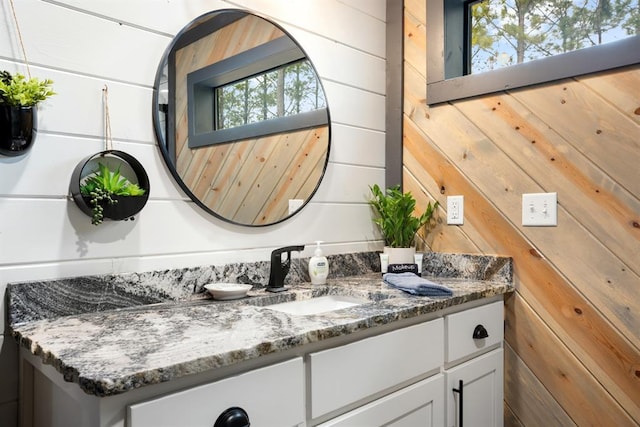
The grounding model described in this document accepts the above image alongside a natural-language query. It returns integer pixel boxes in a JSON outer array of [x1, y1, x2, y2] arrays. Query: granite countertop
[[7, 252, 513, 398]]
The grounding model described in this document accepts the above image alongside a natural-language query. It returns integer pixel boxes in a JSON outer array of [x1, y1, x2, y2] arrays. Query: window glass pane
[[469, 0, 640, 74], [216, 59, 326, 130]]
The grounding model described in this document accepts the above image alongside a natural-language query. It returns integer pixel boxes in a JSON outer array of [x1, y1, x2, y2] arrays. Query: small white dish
[[204, 283, 252, 300]]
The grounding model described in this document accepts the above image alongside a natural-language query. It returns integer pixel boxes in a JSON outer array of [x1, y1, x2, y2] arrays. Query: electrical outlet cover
[[288, 199, 304, 215], [447, 195, 464, 225], [522, 193, 557, 226]]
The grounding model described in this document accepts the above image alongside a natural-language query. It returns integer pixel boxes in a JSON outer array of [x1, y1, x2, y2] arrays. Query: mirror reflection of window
[[186, 32, 328, 149], [217, 59, 327, 130], [467, 0, 639, 75]]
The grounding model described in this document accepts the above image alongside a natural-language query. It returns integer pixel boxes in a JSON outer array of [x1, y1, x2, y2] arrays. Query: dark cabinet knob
[[473, 324, 489, 339], [214, 407, 250, 427]]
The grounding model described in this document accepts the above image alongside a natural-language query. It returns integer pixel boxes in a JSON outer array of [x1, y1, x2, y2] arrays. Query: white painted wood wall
[[0, 1, 386, 423]]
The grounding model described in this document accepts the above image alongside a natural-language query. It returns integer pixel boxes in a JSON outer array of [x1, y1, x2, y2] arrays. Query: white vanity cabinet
[[444, 300, 504, 427], [311, 299, 504, 427], [310, 319, 445, 425], [127, 357, 305, 427], [445, 349, 503, 427]]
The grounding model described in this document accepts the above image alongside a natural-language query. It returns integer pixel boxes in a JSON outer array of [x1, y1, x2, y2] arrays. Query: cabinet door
[[319, 374, 444, 427], [445, 348, 503, 427], [128, 357, 304, 427]]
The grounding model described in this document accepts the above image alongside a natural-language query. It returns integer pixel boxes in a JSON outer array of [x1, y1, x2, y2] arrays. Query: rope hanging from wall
[[8, 0, 31, 77], [102, 85, 113, 151]]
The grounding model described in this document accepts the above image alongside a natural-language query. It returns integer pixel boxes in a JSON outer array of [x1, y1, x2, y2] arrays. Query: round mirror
[[153, 9, 330, 227]]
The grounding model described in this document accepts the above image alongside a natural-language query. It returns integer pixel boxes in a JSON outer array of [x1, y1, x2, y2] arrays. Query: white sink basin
[[265, 295, 368, 316]]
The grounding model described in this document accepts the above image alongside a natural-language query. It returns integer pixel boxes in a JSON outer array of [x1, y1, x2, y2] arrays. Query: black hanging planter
[[0, 105, 36, 156], [89, 194, 148, 221], [70, 150, 150, 225]]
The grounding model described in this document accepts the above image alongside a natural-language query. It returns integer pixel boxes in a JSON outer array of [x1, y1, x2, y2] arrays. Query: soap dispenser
[[308, 241, 329, 285]]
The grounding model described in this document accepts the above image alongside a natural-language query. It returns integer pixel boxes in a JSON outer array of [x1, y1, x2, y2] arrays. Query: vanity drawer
[[127, 357, 304, 427], [445, 300, 503, 364], [309, 318, 444, 419]]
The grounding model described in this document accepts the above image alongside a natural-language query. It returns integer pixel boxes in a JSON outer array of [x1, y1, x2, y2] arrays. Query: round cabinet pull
[[214, 407, 250, 427], [473, 324, 489, 339]]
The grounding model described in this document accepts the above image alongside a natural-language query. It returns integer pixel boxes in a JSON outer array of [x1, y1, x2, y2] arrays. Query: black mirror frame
[[152, 9, 331, 227]]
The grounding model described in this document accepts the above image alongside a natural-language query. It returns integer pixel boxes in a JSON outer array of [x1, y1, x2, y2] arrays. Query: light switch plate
[[522, 192, 557, 226], [447, 195, 464, 225]]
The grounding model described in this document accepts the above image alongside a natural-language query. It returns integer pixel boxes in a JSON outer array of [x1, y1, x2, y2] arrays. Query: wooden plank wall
[[403, 0, 640, 425]]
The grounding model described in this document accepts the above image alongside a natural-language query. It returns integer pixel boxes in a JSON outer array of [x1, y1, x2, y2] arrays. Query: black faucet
[[267, 245, 305, 292]]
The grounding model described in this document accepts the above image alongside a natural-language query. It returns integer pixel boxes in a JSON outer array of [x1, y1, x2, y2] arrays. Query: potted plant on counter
[[79, 161, 148, 226], [0, 71, 55, 156], [368, 184, 439, 264]]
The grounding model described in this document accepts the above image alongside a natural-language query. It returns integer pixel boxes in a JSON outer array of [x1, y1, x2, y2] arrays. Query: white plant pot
[[384, 246, 416, 265]]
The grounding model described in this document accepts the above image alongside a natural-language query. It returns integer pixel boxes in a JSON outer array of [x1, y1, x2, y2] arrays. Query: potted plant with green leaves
[[78, 161, 148, 226], [0, 71, 55, 156], [368, 184, 439, 263]]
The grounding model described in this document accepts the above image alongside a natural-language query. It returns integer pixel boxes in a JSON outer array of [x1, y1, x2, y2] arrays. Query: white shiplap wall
[[0, 0, 386, 423]]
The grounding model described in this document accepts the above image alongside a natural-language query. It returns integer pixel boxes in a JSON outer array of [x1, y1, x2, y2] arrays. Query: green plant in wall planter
[[0, 71, 55, 106], [0, 71, 55, 156], [368, 184, 439, 263], [80, 162, 147, 225]]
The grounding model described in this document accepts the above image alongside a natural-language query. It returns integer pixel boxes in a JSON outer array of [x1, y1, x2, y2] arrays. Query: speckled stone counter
[[7, 252, 513, 397]]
